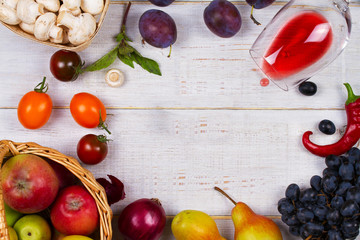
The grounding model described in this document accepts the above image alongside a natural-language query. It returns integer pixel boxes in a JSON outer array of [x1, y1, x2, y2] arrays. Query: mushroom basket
[[0, 0, 110, 52], [0, 140, 113, 240]]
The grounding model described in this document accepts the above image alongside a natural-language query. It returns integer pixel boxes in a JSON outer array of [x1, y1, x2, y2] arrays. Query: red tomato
[[77, 134, 108, 165], [70, 92, 107, 129], [17, 78, 53, 129]]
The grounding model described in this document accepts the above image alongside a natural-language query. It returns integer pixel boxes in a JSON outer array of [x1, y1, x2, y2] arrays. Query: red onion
[[118, 198, 166, 240], [96, 175, 125, 206]]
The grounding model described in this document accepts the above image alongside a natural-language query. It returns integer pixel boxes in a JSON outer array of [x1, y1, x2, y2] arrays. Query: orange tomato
[[70, 92, 107, 129], [17, 78, 53, 129]]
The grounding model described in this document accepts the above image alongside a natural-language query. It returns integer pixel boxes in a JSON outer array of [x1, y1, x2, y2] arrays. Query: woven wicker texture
[[0, 140, 112, 240], [0, 0, 110, 52]]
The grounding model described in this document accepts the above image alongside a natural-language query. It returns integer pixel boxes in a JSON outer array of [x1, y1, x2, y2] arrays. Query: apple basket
[[0, 140, 113, 240], [0, 0, 110, 52]]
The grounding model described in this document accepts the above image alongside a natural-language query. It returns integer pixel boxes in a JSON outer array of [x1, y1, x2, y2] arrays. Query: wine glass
[[249, 0, 351, 91]]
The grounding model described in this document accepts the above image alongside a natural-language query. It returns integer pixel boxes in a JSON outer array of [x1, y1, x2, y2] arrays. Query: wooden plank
[[0, 2, 359, 109]]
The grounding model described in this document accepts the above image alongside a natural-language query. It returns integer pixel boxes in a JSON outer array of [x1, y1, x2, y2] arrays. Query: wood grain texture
[[1, 1, 360, 239]]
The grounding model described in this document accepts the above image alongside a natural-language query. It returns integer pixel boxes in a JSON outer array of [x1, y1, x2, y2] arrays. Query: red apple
[[1, 154, 59, 213], [46, 159, 77, 189], [50, 185, 99, 236]]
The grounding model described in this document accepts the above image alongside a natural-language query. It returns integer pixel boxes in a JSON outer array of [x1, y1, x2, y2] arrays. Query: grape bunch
[[278, 148, 360, 239]]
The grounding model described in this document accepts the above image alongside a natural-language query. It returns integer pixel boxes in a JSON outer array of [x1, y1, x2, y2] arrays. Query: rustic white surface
[[0, 1, 360, 239]]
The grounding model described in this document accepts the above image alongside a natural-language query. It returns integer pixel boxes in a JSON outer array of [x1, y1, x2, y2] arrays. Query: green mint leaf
[[118, 44, 135, 55], [116, 33, 125, 42], [130, 52, 162, 76], [118, 53, 134, 68], [83, 47, 119, 72]]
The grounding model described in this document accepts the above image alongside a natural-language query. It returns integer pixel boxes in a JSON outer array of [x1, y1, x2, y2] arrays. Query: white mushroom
[[0, 3, 20, 25], [105, 69, 124, 87], [19, 22, 35, 34], [36, 0, 59, 12], [59, 4, 81, 16], [62, 0, 80, 11], [34, 12, 63, 43], [17, 0, 44, 24], [1, 0, 18, 10], [80, 0, 104, 15], [57, 11, 96, 46]]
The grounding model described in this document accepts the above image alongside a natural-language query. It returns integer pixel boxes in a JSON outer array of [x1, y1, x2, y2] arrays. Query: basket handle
[[0, 141, 10, 240]]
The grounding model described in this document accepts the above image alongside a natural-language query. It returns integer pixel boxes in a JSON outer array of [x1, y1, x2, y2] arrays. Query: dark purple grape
[[298, 81, 317, 96], [139, 9, 177, 48], [327, 208, 342, 226], [296, 208, 314, 224], [313, 205, 329, 221], [340, 200, 359, 217], [331, 196, 345, 210], [346, 186, 360, 204], [341, 219, 359, 236], [285, 183, 300, 200], [336, 181, 352, 196], [326, 155, 342, 170], [328, 229, 344, 240], [319, 119, 336, 135], [245, 0, 276, 9], [322, 175, 339, 194], [339, 161, 355, 181], [348, 148, 360, 164], [148, 0, 174, 7], [310, 175, 322, 191], [289, 225, 300, 236], [303, 222, 324, 237], [281, 214, 299, 226], [300, 188, 318, 203], [203, 0, 241, 38], [277, 198, 295, 215]]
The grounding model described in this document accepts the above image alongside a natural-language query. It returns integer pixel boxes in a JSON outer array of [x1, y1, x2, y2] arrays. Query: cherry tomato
[[17, 77, 53, 129], [70, 92, 107, 129], [50, 50, 82, 82], [77, 134, 109, 165]]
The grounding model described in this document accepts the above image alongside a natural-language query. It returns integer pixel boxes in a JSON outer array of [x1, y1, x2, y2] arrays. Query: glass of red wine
[[249, 0, 351, 91]]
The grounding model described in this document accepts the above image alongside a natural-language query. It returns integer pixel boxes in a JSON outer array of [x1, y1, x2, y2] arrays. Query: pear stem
[[214, 186, 237, 205]]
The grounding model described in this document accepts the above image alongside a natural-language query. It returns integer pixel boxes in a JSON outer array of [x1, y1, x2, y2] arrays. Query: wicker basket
[[0, 140, 112, 240], [0, 0, 110, 52]]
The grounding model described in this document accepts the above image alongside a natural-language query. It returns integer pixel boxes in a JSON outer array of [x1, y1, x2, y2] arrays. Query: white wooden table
[[0, 1, 359, 239]]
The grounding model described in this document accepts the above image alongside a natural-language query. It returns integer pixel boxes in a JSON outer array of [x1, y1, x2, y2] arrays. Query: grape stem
[[214, 186, 237, 205], [250, 5, 261, 26]]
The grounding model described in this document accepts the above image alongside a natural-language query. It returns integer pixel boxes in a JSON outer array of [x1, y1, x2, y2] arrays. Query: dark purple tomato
[[77, 134, 108, 165], [139, 9, 177, 48], [50, 50, 82, 82], [148, 0, 175, 7], [246, 0, 276, 9], [203, 0, 242, 38]]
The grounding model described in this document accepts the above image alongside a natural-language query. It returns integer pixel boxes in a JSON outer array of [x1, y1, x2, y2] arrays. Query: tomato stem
[[99, 109, 112, 135], [34, 77, 49, 93], [97, 134, 110, 143]]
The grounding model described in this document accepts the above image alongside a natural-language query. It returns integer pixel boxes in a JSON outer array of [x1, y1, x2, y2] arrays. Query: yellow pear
[[215, 187, 283, 240], [62, 236, 93, 240], [172, 210, 226, 240]]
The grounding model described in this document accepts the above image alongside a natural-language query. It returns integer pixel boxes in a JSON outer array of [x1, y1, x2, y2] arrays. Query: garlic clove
[[105, 69, 124, 87]]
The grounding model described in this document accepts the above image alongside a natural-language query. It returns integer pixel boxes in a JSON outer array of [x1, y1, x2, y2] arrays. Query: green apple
[[62, 236, 93, 240], [14, 215, 51, 240], [8, 227, 18, 240], [5, 203, 23, 227]]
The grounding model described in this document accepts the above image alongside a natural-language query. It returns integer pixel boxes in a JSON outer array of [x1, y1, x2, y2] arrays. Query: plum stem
[[250, 5, 261, 26], [120, 2, 132, 34], [167, 45, 172, 58], [214, 186, 237, 205]]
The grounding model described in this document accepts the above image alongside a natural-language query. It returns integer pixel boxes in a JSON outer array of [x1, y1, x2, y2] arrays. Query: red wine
[[262, 11, 333, 80]]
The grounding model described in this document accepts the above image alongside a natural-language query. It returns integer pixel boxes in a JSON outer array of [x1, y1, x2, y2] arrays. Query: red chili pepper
[[302, 83, 360, 157]]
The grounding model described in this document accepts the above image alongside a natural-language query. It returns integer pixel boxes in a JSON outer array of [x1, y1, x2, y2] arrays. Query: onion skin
[[118, 198, 166, 240]]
